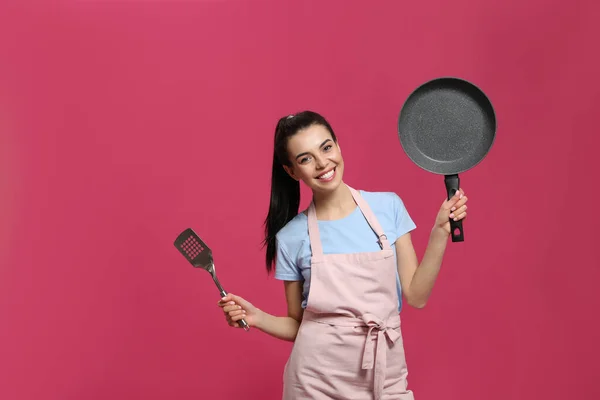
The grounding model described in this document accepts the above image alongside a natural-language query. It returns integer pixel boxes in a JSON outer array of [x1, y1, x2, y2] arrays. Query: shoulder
[[358, 189, 416, 238], [273, 212, 310, 281], [276, 212, 308, 244], [359, 189, 408, 213], [275, 211, 311, 259]]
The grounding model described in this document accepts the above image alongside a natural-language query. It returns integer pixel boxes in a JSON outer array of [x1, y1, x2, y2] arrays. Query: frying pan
[[397, 77, 496, 242]]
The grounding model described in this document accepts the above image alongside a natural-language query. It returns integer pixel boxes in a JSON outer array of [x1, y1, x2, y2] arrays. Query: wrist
[[431, 225, 449, 240], [254, 308, 267, 330]]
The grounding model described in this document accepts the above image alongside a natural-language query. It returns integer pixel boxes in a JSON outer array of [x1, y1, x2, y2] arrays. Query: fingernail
[[221, 296, 227, 300], [451, 207, 456, 211], [455, 191, 460, 197], [229, 301, 235, 305], [453, 217, 458, 221], [460, 193, 463, 198], [450, 213, 455, 218]]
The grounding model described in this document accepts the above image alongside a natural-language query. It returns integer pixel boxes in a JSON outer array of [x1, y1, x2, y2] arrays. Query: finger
[[225, 293, 252, 310], [450, 205, 467, 219], [449, 196, 468, 212], [226, 316, 241, 329], [220, 293, 233, 302], [453, 211, 467, 221], [226, 315, 239, 327], [218, 294, 235, 304], [450, 188, 465, 202], [226, 293, 244, 305], [228, 309, 246, 318], [221, 293, 248, 308], [443, 190, 462, 209], [224, 306, 236, 316], [223, 304, 243, 313], [217, 300, 236, 308], [231, 312, 248, 322]]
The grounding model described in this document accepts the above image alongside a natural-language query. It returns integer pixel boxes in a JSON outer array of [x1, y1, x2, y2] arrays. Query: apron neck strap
[[307, 186, 392, 261]]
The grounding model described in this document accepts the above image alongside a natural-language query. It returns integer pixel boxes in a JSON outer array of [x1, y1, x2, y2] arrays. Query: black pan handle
[[444, 174, 464, 242]]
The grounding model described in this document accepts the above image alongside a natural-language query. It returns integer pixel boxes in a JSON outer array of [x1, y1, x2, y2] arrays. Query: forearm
[[408, 227, 449, 307], [255, 310, 301, 342]]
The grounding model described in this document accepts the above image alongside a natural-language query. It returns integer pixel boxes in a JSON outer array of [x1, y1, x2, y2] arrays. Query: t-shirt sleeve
[[274, 237, 303, 281], [392, 193, 417, 238]]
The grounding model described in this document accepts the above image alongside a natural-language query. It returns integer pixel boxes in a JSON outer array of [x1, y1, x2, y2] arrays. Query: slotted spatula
[[174, 228, 250, 331]]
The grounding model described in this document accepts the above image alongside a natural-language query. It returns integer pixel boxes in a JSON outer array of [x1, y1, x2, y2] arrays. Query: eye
[[299, 156, 312, 164], [323, 145, 332, 151]]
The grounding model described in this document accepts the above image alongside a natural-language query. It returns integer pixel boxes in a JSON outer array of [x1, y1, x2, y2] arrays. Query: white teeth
[[318, 170, 334, 179]]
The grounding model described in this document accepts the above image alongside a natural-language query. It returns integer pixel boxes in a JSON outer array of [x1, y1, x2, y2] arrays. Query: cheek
[[331, 150, 343, 163], [299, 167, 315, 179], [295, 165, 312, 180]]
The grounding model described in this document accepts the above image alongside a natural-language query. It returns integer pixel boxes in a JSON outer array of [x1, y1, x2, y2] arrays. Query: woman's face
[[283, 124, 344, 194]]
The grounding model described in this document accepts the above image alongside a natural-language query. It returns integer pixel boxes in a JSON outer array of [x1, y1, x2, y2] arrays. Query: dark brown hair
[[263, 111, 337, 273]]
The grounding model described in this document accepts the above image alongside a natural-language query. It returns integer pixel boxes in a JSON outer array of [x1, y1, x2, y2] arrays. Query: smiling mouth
[[316, 167, 336, 181]]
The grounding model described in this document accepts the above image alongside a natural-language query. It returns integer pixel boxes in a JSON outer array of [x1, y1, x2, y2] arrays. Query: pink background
[[1, 1, 599, 399]]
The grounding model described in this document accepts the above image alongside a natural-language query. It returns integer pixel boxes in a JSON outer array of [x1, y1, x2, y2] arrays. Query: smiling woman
[[263, 111, 343, 271], [217, 110, 469, 399]]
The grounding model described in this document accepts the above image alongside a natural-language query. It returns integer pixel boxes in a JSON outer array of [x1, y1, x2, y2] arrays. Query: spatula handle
[[214, 276, 250, 332]]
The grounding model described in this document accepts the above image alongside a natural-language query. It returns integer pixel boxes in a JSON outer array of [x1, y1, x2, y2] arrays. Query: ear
[[283, 165, 300, 181]]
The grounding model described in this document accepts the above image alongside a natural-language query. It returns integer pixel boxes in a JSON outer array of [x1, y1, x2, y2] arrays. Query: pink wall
[[1, 1, 599, 399]]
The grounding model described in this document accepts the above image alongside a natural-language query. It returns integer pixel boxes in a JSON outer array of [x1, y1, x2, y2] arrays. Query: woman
[[218, 111, 468, 399]]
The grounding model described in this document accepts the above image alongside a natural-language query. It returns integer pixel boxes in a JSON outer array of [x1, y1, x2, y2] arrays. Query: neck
[[312, 182, 356, 220]]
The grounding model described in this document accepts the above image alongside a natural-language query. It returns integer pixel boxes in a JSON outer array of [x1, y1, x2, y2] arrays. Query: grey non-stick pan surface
[[397, 77, 497, 242]]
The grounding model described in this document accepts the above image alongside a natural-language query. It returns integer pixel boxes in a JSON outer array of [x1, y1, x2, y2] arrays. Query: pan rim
[[397, 75, 498, 175]]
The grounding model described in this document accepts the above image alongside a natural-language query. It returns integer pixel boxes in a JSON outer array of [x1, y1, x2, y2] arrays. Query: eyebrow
[[295, 139, 332, 160]]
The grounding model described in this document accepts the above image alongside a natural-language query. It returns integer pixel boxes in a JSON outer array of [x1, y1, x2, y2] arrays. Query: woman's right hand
[[217, 293, 261, 329]]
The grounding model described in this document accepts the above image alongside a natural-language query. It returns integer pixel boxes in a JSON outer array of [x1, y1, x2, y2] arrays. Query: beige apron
[[282, 187, 414, 400]]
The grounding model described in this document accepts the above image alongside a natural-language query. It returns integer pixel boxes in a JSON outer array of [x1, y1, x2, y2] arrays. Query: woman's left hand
[[435, 188, 468, 235]]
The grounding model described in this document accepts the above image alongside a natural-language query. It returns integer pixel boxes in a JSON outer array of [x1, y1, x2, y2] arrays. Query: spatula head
[[173, 228, 214, 270]]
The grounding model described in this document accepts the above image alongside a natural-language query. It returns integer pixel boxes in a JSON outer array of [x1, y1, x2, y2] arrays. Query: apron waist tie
[[360, 313, 401, 400], [303, 311, 401, 400]]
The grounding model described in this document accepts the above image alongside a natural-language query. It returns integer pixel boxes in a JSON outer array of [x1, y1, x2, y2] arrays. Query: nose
[[314, 154, 327, 169]]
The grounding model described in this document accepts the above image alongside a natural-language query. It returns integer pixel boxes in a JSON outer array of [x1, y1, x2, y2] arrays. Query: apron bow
[[360, 313, 402, 400]]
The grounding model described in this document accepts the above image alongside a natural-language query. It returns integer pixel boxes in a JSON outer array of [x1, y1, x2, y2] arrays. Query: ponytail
[[263, 148, 300, 273], [262, 111, 337, 274]]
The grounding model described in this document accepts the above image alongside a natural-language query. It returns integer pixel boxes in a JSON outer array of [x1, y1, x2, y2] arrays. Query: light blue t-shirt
[[274, 190, 417, 312]]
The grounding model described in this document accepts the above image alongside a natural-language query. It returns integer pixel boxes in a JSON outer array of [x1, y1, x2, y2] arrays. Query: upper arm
[[274, 236, 303, 281], [274, 236, 304, 321], [390, 193, 418, 297], [395, 232, 419, 297], [284, 280, 304, 322]]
